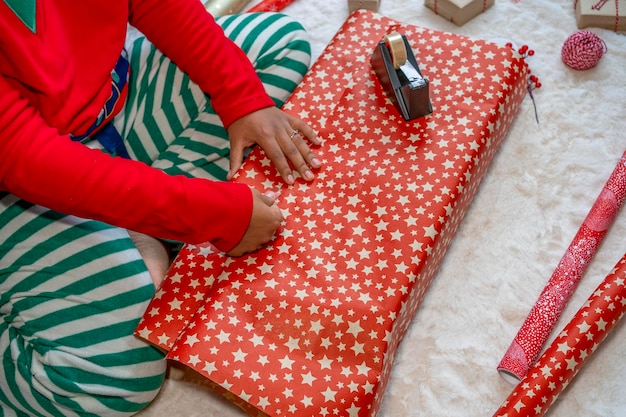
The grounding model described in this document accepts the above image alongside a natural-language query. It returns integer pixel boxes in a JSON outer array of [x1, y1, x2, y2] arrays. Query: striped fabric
[[0, 193, 165, 417], [0, 12, 310, 417], [117, 12, 311, 181]]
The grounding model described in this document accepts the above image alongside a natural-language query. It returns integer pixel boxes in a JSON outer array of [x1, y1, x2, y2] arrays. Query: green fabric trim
[[3, 0, 37, 34]]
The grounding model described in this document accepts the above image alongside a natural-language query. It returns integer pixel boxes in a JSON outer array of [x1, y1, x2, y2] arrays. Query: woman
[[0, 0, 321, 415]]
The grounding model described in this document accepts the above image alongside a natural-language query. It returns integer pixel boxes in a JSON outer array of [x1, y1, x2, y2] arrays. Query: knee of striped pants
[[0, 328, 166, 417], [0, 193, 166, 417]]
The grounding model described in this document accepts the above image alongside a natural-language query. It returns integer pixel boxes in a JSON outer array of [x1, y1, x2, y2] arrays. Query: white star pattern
[[498, 145, 626, 382], [136, 10, 529, 417], [494, 254, 626, 416]]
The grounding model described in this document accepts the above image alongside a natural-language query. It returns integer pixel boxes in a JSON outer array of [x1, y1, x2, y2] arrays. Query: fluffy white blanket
[[139, 1, 626, 416]]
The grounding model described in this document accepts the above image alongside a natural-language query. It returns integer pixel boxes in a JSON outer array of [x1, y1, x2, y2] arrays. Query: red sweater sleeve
[[129, 0, 276, 128], [0, 75, 252, 251]]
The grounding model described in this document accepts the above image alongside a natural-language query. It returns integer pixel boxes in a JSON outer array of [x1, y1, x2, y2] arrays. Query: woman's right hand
[[226, 188, 283, 257]]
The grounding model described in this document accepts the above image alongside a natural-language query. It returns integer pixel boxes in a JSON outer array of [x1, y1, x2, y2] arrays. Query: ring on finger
[[289, 129, 300, 141]]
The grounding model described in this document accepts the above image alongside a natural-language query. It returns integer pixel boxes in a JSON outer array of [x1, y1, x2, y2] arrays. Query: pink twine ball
[[561, 30, 607, 70]]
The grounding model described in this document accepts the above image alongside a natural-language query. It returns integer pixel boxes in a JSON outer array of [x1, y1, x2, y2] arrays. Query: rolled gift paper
[[493, 252, 626, 417], [498, 150, 626, 382], [204, 0, 252, 16], [248, 0, 297, 12]]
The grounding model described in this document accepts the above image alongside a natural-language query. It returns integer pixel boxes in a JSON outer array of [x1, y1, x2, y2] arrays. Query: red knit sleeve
[[128, 0, 276, 129], [0, 75, 252, 251]]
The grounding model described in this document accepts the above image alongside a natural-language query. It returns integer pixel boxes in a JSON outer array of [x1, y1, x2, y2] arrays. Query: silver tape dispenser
[[370, 32, 432, 121]]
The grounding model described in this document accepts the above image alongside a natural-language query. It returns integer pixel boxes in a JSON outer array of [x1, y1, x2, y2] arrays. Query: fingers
[[289, 119, 322, 168], [260, 190, 278, 206], [265, 144, 298, 185], [228, 126, 320, 185], [272, 122, 322, 184], [227, 144, 246, 180], [225, 108, 322, 185], [292, 119, 321, 147], [255, 189, 283, 229], [289, 129, 322, 170], [280, 133, 314, 183], [225, 189, 283, 257]]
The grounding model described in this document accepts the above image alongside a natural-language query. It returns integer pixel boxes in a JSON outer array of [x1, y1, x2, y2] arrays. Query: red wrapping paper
[[136, 10, 529, 417], [248, 0, 296, 12], [498, 151, 626, 382], [494, 251, 626, 417]]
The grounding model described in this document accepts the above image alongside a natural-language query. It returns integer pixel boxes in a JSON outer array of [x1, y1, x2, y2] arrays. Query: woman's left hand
[[226, 107, 322, 185]]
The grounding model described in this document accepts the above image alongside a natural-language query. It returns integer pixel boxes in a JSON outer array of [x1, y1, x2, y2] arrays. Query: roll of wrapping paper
[[247, 0, 297, 12], [498, 150, 626, 382], [493, 252, 626, 417], [204, 0, 252, 16]]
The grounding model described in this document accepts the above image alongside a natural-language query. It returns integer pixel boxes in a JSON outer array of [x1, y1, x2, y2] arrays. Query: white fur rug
[[138, 1, 626, 416]]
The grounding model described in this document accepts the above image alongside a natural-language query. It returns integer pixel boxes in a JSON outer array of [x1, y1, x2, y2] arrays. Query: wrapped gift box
[[348, 0, 380, 13], [425, 0, 495, 26], [136, 9, 529, 417], [575, 0, 626, 31]]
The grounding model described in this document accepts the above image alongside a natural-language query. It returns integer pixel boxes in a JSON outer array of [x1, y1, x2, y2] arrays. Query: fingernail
[[287, 174, 295, 184], [311, 157, 321, 167], [304, 170, 314, 181]]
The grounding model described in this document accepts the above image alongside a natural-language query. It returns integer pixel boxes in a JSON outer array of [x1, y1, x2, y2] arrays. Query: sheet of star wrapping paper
[[493, 251, 626, 417], [135, 10, 529, 417], [498, 150, 626, 382]]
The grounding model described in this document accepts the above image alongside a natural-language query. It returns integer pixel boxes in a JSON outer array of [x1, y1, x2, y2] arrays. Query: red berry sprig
[[506, 42, 541, 123], [518, 44, 535, 58], [529, 74, 541, 89], [527, 71, 541, 123]]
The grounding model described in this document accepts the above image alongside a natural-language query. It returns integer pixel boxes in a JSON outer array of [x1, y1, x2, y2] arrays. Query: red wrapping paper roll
[[248, 0, 296, 12], [493, 252, 626, 417], [498, 151, 626, 382]]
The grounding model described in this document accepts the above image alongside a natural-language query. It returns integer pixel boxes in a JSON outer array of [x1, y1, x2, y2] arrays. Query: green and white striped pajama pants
[[0, 12, 310, 417]]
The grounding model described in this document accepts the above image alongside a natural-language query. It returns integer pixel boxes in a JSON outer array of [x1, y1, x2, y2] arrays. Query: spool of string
[[561, 30, 607, 70]]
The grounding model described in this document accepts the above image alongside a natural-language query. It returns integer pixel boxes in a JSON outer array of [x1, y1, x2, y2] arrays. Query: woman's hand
[[227, 107, 322, 185], [226, 189, 283, 257]]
